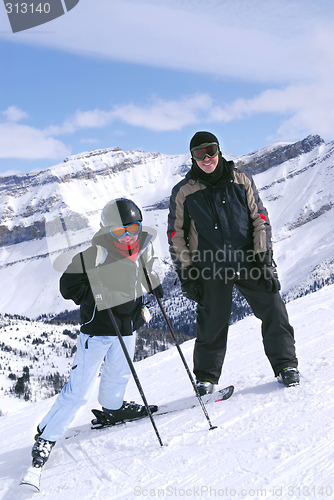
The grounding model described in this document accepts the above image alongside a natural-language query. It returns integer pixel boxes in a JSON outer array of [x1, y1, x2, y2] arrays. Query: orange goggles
[[109, 221, 142, 239]]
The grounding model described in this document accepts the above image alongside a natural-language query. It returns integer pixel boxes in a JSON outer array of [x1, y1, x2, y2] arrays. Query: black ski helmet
[[100, 198, 143, 230]]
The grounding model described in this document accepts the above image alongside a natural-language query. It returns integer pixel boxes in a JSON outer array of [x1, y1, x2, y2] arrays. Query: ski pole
[[142, 264, 217, 431], [106, 307, 164, 447]]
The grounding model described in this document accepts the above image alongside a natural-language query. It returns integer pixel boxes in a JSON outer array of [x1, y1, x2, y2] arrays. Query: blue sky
[[0, 0, 333, 175]]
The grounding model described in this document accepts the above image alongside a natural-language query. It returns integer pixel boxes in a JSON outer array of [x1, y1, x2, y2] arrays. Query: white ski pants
[[38, 332, 136, 442]]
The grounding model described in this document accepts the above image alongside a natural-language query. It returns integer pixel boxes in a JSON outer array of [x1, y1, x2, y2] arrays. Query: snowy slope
[[0, 317, 79, 409], [0, 285, 333, 500]]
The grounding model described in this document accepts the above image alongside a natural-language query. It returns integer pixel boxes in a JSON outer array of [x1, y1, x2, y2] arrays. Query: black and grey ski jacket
[[59, 230, 158, 336], [167, 161, 273, 276]]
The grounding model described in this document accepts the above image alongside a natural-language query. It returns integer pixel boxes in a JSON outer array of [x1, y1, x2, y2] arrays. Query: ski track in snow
[[0, 285, 333, 500]]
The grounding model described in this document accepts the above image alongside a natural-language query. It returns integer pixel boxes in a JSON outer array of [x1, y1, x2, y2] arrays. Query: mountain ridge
[[0, 134, 333, 319], [0, 134, 326, 247]]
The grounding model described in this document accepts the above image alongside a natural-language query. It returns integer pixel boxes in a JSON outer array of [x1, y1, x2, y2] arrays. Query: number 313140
[[5, 3, 51, 14]]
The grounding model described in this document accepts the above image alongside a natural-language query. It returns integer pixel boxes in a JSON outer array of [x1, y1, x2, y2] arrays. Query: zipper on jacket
[[222, 189, 232, 219], [207, 195, 220, 230], [134, 260, 140, 300]]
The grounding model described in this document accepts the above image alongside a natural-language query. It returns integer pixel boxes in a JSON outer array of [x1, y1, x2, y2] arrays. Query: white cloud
[[0, 122, 71, 159], [102, 84, 332, 141], [112, 94, 213, 131], [209, 78, 334, 142], [0, 106, 70, 160], [46, 109, 114, 136], [1, 106, 29, 122], [2, 80, 332, 161], [44, 94, 213, 135], [1, 0, 333, 146], [2, 0, 333, 85], [275, 83, 334, 141]]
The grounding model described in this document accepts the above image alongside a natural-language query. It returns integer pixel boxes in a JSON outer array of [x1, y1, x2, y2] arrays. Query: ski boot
[[196, 381, 215, 396], [92, 401, 158, 427], [277, 367, 300, 387], [101, 401, 157, 424], [31, 437, 56, 468]]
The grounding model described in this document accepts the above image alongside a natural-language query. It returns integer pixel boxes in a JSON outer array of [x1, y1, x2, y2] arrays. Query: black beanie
[[190, 131, 219, 151]]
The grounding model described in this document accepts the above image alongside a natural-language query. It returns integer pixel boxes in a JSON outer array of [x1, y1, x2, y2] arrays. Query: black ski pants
[[194, 275, 298, 384]]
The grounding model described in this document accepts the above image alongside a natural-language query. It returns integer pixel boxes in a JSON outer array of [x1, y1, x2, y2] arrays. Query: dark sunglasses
[[191, 142, 219, 161], [109, 221, 142, 239]]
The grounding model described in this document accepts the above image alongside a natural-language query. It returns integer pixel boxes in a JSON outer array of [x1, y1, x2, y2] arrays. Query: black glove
[[256, 251, 281, 293], [150, 283, 164, 299], [177, 266, 203, 303]]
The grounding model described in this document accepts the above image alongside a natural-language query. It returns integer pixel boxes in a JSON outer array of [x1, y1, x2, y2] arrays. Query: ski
[[20, 465, 43, 492], [156, 384, 234, 416], [91, 385, 234, 429]]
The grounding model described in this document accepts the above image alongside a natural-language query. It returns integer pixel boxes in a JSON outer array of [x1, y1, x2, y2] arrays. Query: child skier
[[31, 198, 163, 468]]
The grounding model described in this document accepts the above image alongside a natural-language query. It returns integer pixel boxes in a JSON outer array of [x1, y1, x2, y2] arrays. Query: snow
[[0, 285, 333, 499]]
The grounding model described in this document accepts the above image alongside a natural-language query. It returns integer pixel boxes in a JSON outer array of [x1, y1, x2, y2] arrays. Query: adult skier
[[31, 198, 163, 468], [167, 131, 299, 395]]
